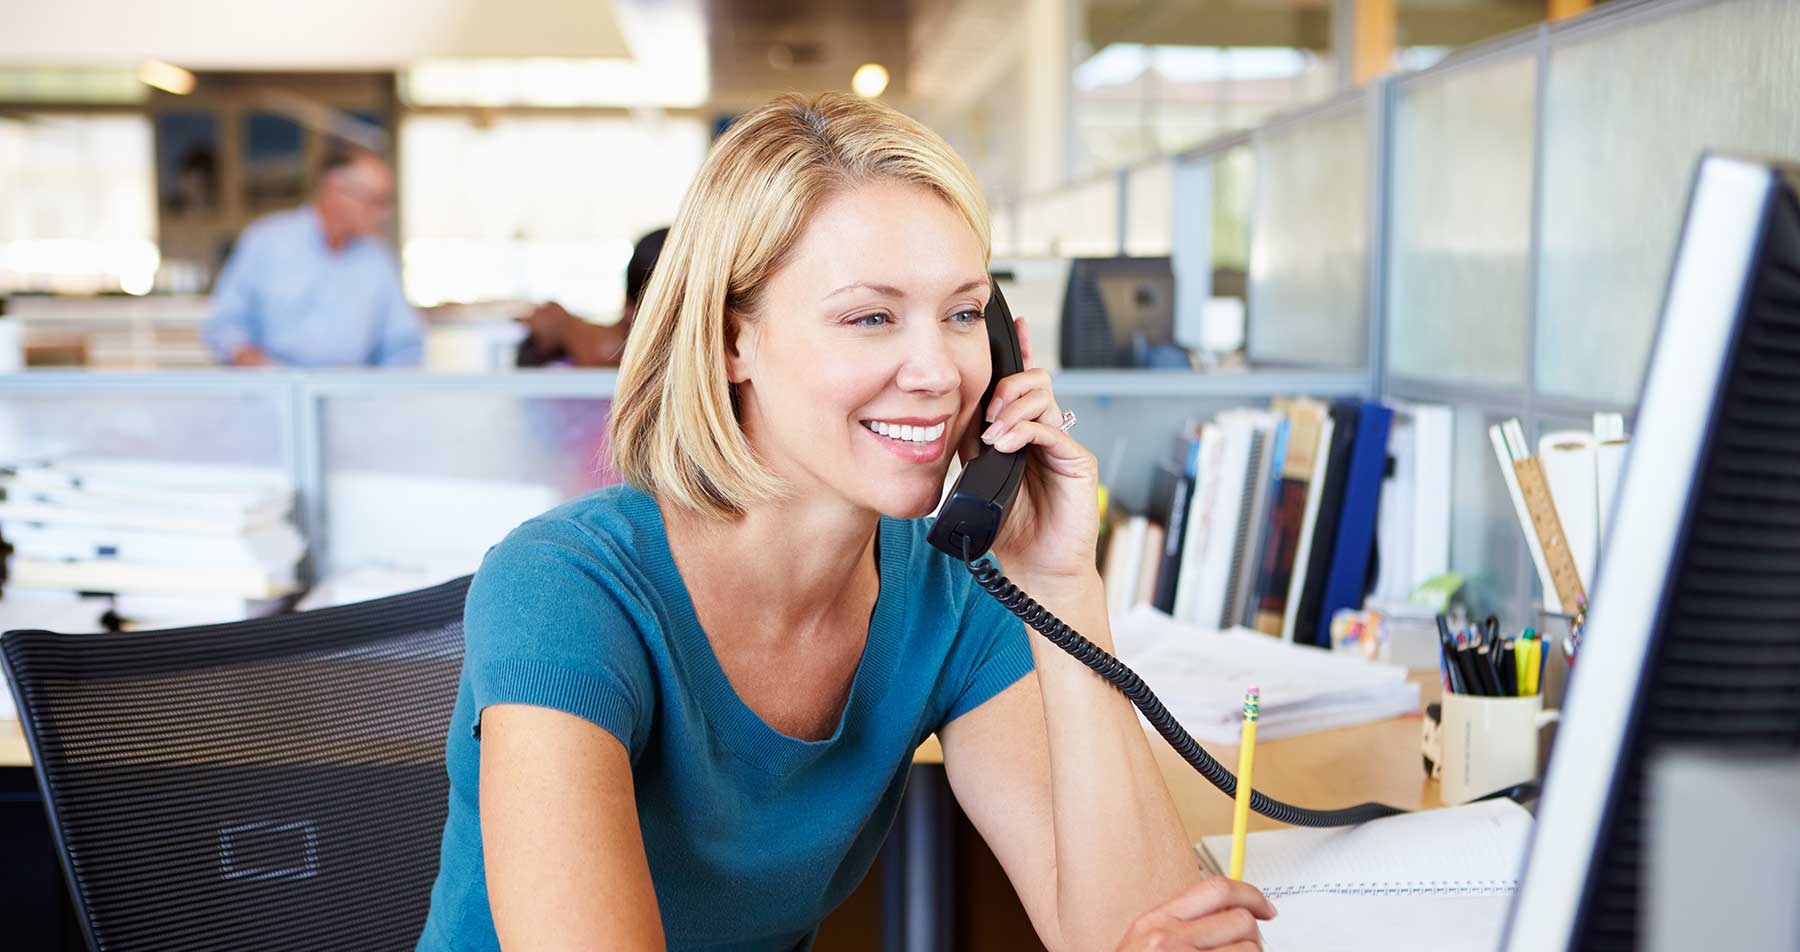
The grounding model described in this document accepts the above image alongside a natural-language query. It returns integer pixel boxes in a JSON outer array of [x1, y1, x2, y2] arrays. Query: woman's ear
[[724, 312, 756, 384]]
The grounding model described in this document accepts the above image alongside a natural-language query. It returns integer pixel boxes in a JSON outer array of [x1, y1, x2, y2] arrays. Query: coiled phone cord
[[964, 548, 1407, 828]]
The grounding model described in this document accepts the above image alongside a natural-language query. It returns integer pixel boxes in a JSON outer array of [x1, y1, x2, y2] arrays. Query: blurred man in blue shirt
[[204, 147, 423, 367]]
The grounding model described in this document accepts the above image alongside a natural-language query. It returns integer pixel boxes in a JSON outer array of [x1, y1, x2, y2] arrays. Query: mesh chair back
[[1, 576, 471, 952]]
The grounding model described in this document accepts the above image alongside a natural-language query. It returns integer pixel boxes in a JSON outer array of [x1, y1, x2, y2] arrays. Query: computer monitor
[[1057, 256, 1180, 368], [1504, 153, 1800, 949]]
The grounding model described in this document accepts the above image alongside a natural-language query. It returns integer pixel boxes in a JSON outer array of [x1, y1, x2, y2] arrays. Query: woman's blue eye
[[951, 309, 982, 325], [850, 311, 892, 327]]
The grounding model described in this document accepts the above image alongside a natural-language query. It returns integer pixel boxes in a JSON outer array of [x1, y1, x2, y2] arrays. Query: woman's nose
[[894, 322, 962, 395]]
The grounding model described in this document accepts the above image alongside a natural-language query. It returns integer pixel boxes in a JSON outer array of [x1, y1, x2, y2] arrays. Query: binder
[[1313, 402, 1394, 648], [1212, 411, 1283, 629], [1185, 414, 1267, 628], [1281, 414, 1337, 642], [1103, 514, 1148, 618], [1291, 402, 1360, 646], [1149, 465, 1192, 613], [1371, 401, 1452, 603], [1134, 523, 1166, 610], [1256, 398, 1329, 636], [1233, 415, 1287, 629]]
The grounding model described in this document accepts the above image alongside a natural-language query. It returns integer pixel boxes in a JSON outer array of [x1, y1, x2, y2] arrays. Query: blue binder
[[1312, 401, 1394, 647]]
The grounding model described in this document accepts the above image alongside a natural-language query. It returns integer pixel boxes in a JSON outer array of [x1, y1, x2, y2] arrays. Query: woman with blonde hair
[[417, 93, 1274, 952]]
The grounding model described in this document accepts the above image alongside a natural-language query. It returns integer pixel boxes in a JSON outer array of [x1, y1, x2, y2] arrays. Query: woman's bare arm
[[481, 704, 664, 951]]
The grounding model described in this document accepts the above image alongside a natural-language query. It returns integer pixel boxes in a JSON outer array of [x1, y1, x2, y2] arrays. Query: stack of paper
[[1195, 799, 1532, 952], [0, 458, 303, 627], [1111, 605, 1420, 743], [0, 592, 115, 719]]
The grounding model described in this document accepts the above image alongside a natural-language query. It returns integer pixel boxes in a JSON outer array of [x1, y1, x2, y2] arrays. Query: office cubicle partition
[[0, 371, 617, 583], [0, 369, 1373, 588], [985, 0, 1800, 621], [1380, 0, 1800, 617]]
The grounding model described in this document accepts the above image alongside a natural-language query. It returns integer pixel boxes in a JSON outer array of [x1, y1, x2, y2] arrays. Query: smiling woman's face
[[727, 178, 991, 519]]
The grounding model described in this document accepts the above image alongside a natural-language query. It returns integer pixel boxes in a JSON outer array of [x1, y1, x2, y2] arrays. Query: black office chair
[[1, 576, 471, 952]]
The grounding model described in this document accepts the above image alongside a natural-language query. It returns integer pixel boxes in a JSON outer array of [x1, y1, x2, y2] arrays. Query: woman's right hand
[[1114, 877, 1278, 951]]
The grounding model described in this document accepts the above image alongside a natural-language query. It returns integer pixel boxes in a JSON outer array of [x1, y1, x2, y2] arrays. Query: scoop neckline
[[617, 485, 909, 776]]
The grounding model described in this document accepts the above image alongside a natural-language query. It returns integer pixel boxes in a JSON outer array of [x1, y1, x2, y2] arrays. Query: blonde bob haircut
[[610, 92, 992, 520]]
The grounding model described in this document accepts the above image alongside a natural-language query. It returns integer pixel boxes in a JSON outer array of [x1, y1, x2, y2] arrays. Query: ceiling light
[[852, 63, 889, 98], [138, 60, 195, 95]]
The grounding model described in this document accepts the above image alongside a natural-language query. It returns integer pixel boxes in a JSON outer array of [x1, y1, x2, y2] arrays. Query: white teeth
[[863, 420, 945, 444]]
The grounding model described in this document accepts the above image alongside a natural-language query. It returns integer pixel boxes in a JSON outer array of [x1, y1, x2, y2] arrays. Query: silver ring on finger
[[1057, 409, 1077, 432]]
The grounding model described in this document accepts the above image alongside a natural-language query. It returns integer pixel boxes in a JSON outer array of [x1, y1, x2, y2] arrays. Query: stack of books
[[1100, 398, 1452, 647], [0, 459, 305, 628]]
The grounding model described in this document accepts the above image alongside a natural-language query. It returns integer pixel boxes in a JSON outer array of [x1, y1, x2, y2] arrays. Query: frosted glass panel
[[1538, 0, 1800, 402], [1451, 405, 1528, 621], [1389, 57, 1535, 386], [1212, 145, 1253, 275], [321, 394, 618, 573], [0, 393, 283, 466], [1249, 105, 1368, 367], [1125, 159, 1174, 256]]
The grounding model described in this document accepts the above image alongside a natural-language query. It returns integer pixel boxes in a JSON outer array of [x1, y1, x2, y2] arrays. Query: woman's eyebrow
[[823, 278, 990, 300]]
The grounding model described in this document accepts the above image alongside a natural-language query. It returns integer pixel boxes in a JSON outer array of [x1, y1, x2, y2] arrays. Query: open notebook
[[1196, 800, 1531, 952]]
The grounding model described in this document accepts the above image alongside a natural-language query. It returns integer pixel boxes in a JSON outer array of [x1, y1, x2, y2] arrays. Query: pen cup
[[1438, 693, 1559, 805]]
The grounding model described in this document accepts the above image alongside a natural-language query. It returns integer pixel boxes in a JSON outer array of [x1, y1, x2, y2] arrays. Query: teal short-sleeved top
[[416, 484, 1034, 951]]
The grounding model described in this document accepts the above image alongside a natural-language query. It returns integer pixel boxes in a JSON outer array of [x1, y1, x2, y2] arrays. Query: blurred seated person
[[204, 146, 423, 368], [517, 227, 668, 368]]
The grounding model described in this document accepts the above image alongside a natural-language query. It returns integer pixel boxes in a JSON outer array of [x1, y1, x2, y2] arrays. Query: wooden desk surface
[[1, 677, 1444, 835], [913, 672, 1441, 840], [1, 718, 29, 769]]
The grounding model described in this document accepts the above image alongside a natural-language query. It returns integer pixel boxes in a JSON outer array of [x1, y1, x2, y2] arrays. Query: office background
[[7, 0, 1792, 624], [3, 0, 1799, 947]]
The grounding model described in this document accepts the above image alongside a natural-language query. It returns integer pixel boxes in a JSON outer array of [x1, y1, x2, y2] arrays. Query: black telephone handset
[[926, 281, 1439, 829], [926, 284, 1026, 562]]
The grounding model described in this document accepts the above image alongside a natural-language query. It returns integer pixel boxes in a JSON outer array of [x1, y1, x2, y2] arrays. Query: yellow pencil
[[1228, 685, 1259, 880], [1526, 638, 1540, 696]]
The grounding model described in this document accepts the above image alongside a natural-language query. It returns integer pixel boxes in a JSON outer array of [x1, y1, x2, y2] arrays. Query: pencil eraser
[[1247, 685, 1260, 697]]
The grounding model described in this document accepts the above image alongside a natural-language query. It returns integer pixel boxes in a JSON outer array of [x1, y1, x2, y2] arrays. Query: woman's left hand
[[958, 318, 1101, 580]]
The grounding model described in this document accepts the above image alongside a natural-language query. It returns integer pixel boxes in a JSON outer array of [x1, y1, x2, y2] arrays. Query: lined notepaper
[[1198, 799, 1531, 898]]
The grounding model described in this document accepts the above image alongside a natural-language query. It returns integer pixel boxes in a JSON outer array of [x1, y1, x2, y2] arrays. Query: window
[[0, 113, 157, 295], [398, 115, 706, 317]]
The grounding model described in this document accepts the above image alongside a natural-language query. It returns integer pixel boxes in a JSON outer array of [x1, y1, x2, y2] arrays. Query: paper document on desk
[[1255, 893, 1512, 952], [1194, 799, 1531, 952], [1111, 606, 1419, 742]]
